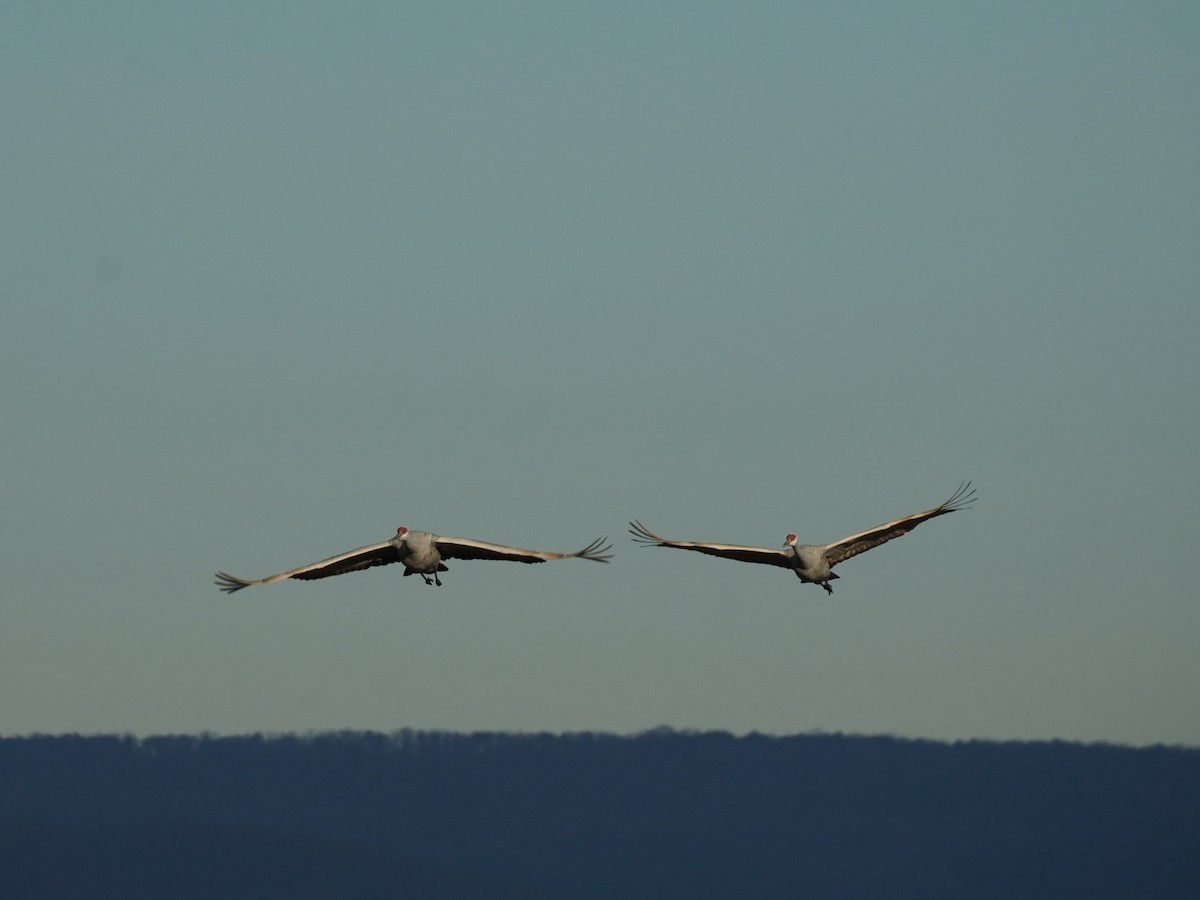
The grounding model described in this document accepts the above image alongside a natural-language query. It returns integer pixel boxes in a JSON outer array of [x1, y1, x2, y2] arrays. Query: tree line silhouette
[[2, 728, 1198, 898]]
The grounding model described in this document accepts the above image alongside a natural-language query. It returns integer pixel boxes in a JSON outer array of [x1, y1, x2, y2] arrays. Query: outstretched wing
[[628, 520, 793, 568], [215, 540, 401, 593], [434, 535, 612, 564], [822, 482, 976, 567]]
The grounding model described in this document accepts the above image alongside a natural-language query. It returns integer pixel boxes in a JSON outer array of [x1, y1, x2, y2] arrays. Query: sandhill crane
[[216, 527, 612, 592], [629, 483, 975, 594]]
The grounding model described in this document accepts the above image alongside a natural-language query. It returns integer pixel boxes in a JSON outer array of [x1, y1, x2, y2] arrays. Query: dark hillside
[[2, 729, 1197, 898]]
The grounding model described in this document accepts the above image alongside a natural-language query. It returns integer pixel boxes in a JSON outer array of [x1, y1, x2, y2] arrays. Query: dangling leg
[[405, 566, 441, 586], [821, 581, 834, 595]]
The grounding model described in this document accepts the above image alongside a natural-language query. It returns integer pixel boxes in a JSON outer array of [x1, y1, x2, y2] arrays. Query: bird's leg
[[821, 581, 834, 595], [434, 572, 442, 587], [420, 573, 434, 585]]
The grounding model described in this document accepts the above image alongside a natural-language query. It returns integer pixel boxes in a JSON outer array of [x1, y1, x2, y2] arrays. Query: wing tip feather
[[578, 536, 614, 563], [214, 571, 252, 594], [628, 520, 665, 546], [942, 481, 978, 513]]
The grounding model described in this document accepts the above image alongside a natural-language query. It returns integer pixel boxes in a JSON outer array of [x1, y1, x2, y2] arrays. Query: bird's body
[[790, 543, 837, 585], [216, 527, 611, 592], [629, 482, 975, 594], [396, 529, 447, 581]]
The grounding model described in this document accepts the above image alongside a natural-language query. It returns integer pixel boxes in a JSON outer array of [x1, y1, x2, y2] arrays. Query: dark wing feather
[[434, 535, 612, 564], [289, 544, 402, 580], [822, 482, 976, 567], [628, 520, 793, 568], [215, 540, 401, 593]]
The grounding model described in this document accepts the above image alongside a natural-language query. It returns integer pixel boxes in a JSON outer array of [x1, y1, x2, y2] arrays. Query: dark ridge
[[2, 729, 1197, 899]]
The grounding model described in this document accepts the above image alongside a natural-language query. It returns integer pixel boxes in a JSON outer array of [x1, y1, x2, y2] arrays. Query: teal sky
[[3, 2, 1197, 745]]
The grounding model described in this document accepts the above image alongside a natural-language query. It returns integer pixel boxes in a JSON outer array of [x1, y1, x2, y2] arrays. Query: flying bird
[[216, 528, 612, 592], [629, 482, 975, 594]]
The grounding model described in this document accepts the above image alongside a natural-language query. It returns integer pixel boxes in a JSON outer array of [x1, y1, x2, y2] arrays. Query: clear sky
[[2, 2, 1197, 746]]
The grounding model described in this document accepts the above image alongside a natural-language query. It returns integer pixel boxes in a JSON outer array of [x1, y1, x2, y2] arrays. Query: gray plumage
[[216, 527, 611, 592], [629, 483, 975, 594]]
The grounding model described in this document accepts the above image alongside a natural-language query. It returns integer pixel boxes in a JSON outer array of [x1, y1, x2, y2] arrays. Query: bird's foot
[[434, 573, 442, 586], [821, 581, 833, 595]]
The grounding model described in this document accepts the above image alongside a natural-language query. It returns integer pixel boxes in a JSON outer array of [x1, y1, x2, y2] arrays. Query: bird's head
[[396, 526, 409, 538], [783, 533, 797, 548]]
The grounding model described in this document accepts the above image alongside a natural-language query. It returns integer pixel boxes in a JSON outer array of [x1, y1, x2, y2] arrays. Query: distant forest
[[2, 729, 1198, 899]]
